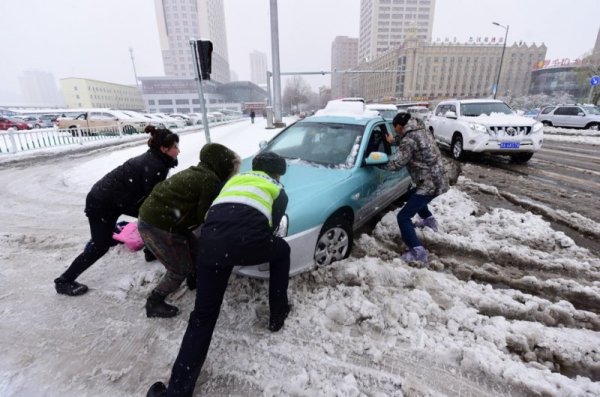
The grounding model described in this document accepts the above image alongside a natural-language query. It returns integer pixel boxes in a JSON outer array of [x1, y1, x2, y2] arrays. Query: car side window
[[554, 107, 568, 116], [366, 124, 392, 156]]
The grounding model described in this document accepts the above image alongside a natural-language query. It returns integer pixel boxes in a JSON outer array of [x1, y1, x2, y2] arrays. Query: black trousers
[[60, 212, 119, 282], [165, 236, 290, 397]]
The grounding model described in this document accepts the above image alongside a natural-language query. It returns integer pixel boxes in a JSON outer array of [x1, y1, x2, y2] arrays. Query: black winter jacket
[[85, 149, 177, 218]]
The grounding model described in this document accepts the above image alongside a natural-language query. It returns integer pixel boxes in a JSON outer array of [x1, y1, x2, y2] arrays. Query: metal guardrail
[[0, 116, 244, 154]]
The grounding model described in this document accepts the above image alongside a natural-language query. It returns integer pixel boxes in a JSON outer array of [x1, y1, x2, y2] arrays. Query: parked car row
[[0, 114, 60, 131]]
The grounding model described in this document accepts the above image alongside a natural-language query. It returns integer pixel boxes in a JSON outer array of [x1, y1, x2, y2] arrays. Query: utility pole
[[190, 40, 211, 143], [269, 0, 285, 127], [492, 22, 509, 99], [129, 47, 140, 89]]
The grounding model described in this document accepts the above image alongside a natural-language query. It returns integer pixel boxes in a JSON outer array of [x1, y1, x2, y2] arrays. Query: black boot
[[144, 247, 157, 262], [146, 381, 167, 397], [146, 292, 179, 318], [54, 276, 88, 296], [269, 304, 291, 332], [186, 273, 196, 291]]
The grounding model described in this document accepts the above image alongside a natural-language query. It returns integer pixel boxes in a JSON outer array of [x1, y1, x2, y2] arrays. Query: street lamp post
[[492, 22, 509, 99]]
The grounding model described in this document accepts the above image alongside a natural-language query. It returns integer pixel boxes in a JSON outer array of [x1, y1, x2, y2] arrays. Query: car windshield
[[264, 121, 364, 167], [584, 106, 600, 115], [461, 102, 513, 116]]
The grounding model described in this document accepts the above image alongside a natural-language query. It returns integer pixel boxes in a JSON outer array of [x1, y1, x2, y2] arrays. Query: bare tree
[[282, 76, 312, 113]]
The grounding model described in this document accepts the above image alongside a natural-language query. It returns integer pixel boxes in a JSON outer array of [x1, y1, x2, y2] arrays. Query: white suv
[[536, 105, 600, 130], [428, 99, 544, 163]]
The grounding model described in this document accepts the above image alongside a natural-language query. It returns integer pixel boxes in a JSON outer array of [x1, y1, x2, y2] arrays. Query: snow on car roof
[[315, 99, 381, 119]]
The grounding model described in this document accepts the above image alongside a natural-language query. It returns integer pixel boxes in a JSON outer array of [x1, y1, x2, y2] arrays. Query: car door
[[552, 106, 575, 128], [356, 121, 410, 226]]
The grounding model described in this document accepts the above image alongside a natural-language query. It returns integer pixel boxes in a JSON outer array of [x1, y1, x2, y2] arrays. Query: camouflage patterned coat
[[386, 118, 449, 196]]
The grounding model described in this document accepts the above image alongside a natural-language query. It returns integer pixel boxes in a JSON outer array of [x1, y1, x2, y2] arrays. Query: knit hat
[[393, 112, 411, 127], [199, 143, 240, 181], [252, 151, 286, 177]]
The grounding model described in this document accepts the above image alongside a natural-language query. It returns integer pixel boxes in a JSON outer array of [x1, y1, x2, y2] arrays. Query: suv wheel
[[510, 152, 533, 164], [585, 122, 599, 131], [451, 135, 465, 161]]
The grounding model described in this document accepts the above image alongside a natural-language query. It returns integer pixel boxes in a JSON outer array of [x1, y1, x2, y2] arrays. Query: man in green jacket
[[138, 143, 240, 318]]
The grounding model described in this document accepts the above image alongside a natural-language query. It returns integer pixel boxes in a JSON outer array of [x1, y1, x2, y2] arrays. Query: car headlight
[[274, 214, 288, 237], [532, 122, 543, 133], [468, 122, 488, 133]]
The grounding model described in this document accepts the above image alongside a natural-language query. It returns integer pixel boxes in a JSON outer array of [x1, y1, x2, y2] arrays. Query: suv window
[[460, 102, 513, 116], [554, 106, 579, 116], [540, 106, 555, 114]]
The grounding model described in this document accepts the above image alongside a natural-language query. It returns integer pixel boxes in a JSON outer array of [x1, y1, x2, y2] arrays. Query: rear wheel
[[314, 214, 353, 267], [510, 152, 534, 163], [542, 121, 552, 127], [585, 123, 600, 131], [451, 134, 465, 161]]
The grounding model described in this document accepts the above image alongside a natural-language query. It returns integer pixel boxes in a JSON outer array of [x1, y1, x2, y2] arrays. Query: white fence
[[0, 116, 243, 155]]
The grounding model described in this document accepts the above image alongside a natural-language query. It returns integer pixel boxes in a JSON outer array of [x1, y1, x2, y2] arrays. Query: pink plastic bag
[[112, 222, 145, 251]]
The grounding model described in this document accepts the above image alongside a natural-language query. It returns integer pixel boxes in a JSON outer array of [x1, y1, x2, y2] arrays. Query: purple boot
[[414, 216, 438, 232], [401, 246, 429, 265]]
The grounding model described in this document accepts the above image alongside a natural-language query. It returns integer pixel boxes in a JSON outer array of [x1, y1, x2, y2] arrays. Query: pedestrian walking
[[54, 126, 180, 296], [138, 143, 241, 318], [250, 110, 256, 123], [385, 112, 449, 265], [146, 151, 291, 397]]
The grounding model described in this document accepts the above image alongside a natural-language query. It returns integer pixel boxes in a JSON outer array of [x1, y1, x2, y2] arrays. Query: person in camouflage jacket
[[385, 112, 449, 265]]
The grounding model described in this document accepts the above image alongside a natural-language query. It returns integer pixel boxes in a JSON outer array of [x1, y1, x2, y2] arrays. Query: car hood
[[461, 114, 538, 126], [240, 158, 352, 206]]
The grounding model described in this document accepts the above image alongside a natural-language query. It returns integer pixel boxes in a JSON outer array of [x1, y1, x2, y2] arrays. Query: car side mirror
[[578, 112, 585, 116], [445, 111, 457, 119], [364, 151, 389, 165], [259, 140, 268, 149]]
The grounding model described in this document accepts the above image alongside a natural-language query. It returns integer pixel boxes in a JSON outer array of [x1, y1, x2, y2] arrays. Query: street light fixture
[[492, 22, 509, 99]]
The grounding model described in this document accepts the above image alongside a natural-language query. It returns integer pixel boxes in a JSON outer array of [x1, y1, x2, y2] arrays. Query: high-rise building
[[358, 0, 436, 65], [331, 36, 358, 98], [19, 70, 63, 107], [250, 50, 268, 86], [154, 0, 230, 83]]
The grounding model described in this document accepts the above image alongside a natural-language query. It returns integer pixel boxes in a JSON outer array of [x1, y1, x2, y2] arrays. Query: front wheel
[[314, 215, 353, 267], [510, 152, 534, 163], [451, 135, 465, 161]]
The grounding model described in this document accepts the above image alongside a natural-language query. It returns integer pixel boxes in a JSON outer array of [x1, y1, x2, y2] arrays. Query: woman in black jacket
[[54, 125, 180, 296]]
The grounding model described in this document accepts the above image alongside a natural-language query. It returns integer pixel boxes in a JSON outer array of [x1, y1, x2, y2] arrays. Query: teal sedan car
[[235, 107, 411, 279]]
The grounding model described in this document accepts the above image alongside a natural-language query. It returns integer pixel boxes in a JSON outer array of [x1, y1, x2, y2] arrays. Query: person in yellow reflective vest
[[147, 151, 290, 397]]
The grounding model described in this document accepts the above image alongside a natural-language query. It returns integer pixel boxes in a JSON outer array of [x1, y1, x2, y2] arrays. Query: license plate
[[500, 142, 520, 149]]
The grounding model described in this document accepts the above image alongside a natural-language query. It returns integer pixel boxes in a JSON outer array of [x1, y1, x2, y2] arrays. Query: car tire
[[69, 127, 78, 137], [585, 122, 600, 131], [34, 124, 41, 129], [510, 152, 533, 163], [123, 125, 136, 134], [314, 214, 353, 267], [451, 134, 465, 161]]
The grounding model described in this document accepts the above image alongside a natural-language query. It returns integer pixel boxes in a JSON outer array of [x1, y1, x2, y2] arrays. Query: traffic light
[[195, 40, 213, 80]]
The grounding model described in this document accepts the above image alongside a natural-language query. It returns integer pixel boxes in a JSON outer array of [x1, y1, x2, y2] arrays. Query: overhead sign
[[591, 76, 600, 87]]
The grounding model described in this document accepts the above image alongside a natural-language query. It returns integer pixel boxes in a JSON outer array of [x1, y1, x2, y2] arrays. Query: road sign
[[591, 75, 600, 86]]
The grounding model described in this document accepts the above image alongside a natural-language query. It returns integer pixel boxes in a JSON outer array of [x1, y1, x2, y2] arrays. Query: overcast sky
[[1, 0, 598, 103]]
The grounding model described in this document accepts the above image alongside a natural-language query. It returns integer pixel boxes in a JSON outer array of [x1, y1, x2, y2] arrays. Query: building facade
[[529, 66, 590, 100], [19, 70, 63, 107], [250, 50, 268, 86], [154, 0, 230, 83], [139, 76, 229, 114], [358, 0, 436, 65], [358, 37, 546, 102], [331, 36, 359, 98], [60, 78, 144, 110]]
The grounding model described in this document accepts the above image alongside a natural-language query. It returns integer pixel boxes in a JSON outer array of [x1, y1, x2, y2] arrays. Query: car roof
[[300, 113, 382, 126], [439, 99, 504, 105], [366, 103, 397, 110]]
